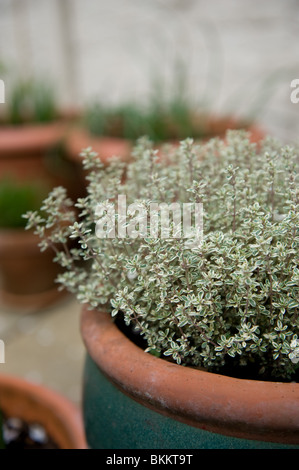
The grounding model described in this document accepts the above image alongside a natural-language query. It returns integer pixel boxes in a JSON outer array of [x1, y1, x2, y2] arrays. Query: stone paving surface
[[0, 0, 299, 409], [0, 296, 85, 406]]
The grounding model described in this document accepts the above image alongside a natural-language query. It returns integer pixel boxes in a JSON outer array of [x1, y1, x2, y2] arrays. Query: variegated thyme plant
[[24, 131, 299, 381]]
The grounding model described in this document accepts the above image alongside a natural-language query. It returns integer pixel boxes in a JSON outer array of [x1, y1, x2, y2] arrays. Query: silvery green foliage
[[24, 131, 299, 380]]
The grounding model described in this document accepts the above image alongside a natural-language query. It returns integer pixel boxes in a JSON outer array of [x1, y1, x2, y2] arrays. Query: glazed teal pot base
[[83, 354, 299, 450]]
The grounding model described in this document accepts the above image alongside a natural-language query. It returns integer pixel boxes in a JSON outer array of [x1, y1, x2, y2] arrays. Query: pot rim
[[66, 118, 265, 167], [0, 228, 42, 253], [66, 127, 133, 164], [81, 306, 299, 446], [0, 121, 68, 155]]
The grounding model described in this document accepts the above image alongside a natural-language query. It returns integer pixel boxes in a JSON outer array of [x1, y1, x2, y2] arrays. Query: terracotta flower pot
[[80, 307, 299, 449], [199, 115, 265, 144], [66, 116, 265, 193], [0, 121, 70, 185], [65, 127, 133, 195], [0, 229, 67, 312], [66, 127, 133, 165], [0, 374, 87, 449]]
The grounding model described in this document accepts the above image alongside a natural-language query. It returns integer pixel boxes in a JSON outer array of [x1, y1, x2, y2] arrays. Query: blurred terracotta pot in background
[[0, 229, 67, 312], [0, 373, 87, 449]]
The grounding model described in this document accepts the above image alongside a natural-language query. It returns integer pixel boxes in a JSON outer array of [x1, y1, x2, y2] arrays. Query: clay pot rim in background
[[0, 121, 69, 156], [0, 373, 87, 449], [65, 126, 133, 165], [0, 227, 44, 253], [80, 306, 299, 446], [66, 116, 265, 166]]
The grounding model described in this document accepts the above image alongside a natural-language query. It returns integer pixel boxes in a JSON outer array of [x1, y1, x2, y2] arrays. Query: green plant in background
[[0, 179, 48, 228], [83, 57, 216, 142], [84, 99, 214, 142], [84, 102, 143, 140], [4, 78, 57, 125], [25, 131, 299, 381]]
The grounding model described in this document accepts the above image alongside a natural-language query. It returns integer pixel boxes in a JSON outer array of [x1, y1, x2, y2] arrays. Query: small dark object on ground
[[2, 416, 59, 449]]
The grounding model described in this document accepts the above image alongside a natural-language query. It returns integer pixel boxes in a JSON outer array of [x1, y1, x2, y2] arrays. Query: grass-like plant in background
[[25, 131, 299, 382], [1, 78, 57, 125], [0, 179, 48, 228], [83, 56, 224, 142], [83, 99, 204, 142]]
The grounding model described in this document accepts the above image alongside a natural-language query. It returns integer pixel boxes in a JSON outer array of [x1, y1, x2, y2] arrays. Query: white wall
[[0, 0, 299, 142]]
